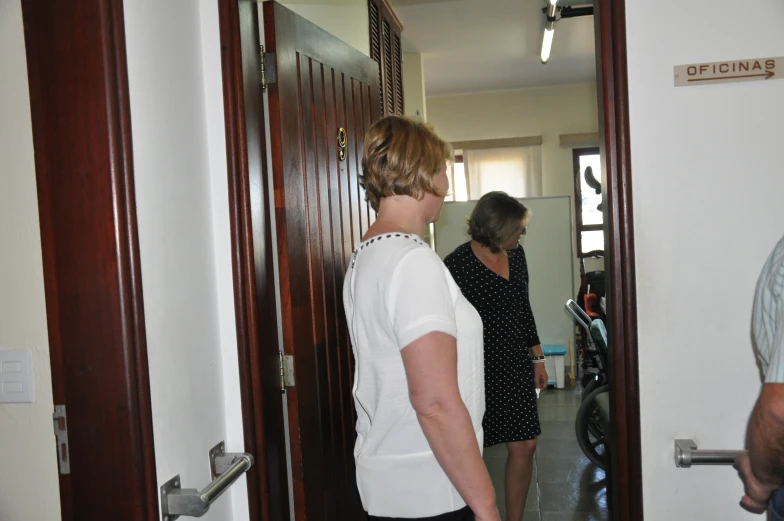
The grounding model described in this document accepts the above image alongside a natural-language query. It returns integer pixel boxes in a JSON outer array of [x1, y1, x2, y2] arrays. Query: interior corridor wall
[[427, 84, 603, 295], [0, 1, 62, 519], [279, 0, 370, 57]]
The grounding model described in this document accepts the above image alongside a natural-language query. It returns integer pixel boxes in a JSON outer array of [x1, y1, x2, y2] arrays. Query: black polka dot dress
[[444, 242, 541, 446]]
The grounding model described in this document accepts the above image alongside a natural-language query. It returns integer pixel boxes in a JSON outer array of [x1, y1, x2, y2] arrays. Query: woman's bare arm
[[401, 331, 500, 521]]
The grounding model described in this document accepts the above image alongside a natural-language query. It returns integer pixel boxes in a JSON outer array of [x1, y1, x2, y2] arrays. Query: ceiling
[[389, 0, 596, 97]]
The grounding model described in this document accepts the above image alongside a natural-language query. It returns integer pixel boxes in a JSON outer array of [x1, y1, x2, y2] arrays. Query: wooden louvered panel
[[369, 0, 384, 116], [393, 34, 404, 114], [368, 0, 403, 118], [382, 19, 394, 116], [369, 0, 380, 62]]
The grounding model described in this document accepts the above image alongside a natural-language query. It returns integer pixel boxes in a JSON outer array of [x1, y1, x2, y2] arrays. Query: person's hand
[[735, 451, 780, 513], [534, 363, 548, 391]]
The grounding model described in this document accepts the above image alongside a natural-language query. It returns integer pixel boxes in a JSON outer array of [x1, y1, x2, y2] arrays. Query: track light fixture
[[541, 0, 558, 64], [540, 2, 594, 64]]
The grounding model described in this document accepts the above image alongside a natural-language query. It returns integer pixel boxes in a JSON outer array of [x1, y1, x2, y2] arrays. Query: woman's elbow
[[409, 391, 463, 419]]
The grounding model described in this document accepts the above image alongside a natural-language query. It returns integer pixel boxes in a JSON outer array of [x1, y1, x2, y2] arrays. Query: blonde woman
[[343, 116, 499, 521]]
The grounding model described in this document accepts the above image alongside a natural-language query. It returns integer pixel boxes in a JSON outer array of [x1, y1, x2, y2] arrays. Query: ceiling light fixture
[[540, 2, 595, 65], [540, 0, 558, 64]]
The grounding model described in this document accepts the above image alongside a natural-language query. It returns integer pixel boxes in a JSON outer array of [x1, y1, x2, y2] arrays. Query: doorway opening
[[218, 1, 641, 520]]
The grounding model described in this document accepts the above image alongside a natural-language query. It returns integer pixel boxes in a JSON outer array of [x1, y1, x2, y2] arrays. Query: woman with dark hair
[[444, 191, 547, 521]]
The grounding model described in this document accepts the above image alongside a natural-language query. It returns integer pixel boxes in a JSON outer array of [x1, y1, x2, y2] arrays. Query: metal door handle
[[674, 439, 743, 468], [160, 441, 255, 520]]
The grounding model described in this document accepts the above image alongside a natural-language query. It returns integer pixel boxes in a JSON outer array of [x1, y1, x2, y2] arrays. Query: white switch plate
[[0, 349, 33, 403]]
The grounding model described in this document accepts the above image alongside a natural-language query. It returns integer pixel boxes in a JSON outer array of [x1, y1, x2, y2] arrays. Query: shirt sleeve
[[387, 247, 457, 350], [753, 237, 784, 383], [761, 283, 784, 383]]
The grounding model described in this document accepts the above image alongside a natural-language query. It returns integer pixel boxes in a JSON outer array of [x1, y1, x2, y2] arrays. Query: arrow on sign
[[688, 70, 775, 82]]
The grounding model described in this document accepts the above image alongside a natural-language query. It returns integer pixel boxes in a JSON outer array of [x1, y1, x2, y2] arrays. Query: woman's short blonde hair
[[360, 115, 453, 211]]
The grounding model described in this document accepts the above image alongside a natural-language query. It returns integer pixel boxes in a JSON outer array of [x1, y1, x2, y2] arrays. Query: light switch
[[0, 349, 33, 403]]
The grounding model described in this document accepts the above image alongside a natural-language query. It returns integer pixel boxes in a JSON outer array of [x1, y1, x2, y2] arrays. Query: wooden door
[[263, 2, 380, 520]]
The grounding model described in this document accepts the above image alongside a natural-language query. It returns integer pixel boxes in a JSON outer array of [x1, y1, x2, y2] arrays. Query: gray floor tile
[[484, 443, 508, 459], [484, 455, 506, 483], [538, 481, 608, 513], [537, 421, 577, 442], [535, 456, 605, 483], [537, 389, 582, 407], [522, 511, 542, 521], [537, 406, 581, 422], [539, 511, 609, 521], [536, 437, 586, 458]]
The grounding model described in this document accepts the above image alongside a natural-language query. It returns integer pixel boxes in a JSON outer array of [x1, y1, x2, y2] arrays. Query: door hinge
[[260, 45, 277, 90], [279, 350, 295, 393], [53, 405, 71, 475]]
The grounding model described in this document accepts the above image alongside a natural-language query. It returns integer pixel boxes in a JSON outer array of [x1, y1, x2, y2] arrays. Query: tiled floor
[[483, 384, 609, 521]]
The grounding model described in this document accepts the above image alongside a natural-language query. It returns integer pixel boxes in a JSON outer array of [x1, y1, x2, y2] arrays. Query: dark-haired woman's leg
[[505, 438, 537, 521]]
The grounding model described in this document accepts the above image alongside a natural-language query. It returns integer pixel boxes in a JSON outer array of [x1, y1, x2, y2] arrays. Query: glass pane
[[579, 154, 603, 226], [581, 230, 604, 255], [452, 162, 468, 202]]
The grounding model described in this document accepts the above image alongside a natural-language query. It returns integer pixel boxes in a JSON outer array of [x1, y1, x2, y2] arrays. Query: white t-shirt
[[343, 233, 485, 518]]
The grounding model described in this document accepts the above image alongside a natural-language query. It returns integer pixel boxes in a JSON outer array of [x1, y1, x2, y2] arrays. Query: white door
[[625, 0, 784, 518]]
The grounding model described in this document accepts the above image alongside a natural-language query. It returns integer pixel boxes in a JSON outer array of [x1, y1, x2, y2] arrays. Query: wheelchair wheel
[[581, 375, 602, 402], [575, 384, 609, 470]]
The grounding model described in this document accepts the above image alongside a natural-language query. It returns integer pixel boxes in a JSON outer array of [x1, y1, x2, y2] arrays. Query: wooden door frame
[[22, 1, 158, 520], [593, 2, 643, 520], [219, 1, 644, 521], [216, 1, 290, 521]]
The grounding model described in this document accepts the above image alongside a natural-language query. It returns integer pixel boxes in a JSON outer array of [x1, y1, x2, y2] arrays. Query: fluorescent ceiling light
[[541, 24, 554, 63], [541, 0, 558, 64]]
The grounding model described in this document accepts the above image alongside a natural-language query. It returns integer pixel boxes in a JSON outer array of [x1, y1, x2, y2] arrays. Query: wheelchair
[[565, 299, 610, 470]]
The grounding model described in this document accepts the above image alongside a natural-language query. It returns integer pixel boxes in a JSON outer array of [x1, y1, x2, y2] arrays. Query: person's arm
[[519, 251, 547, 390], [737, 239, 784, 512], [402, 332, 500, 521], [528, 344, 548, 390], [737, 383, 784, 512]]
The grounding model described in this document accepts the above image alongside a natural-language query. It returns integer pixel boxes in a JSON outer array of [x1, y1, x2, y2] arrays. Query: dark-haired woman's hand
[[534, 364, 548, 391]]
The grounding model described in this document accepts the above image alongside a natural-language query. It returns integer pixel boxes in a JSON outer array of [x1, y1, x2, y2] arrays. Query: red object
[[584, 293, 601, 318]]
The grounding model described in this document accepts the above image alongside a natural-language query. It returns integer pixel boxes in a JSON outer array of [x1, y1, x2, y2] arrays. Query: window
[[448, 154, 469, 202], [463, 146, 542, 199], [573, 148, 604, 257], [448, 143, 543, 202]]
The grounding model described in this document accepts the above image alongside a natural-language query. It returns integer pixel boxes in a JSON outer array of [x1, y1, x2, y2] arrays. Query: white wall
[[625, 1, 784, 519], [279, 0, 369, 57], [0, 2, 62, 520], [123, 1, 247, 520], [403, 52, 427, 121], [427, 84, 599, 198]]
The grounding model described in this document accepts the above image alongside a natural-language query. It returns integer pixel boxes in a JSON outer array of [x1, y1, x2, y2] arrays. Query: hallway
[[484, 385, 608, 521]]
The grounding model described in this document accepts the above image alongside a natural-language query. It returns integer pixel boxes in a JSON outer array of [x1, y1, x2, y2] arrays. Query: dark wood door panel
[[264, 2, 380, 519]]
